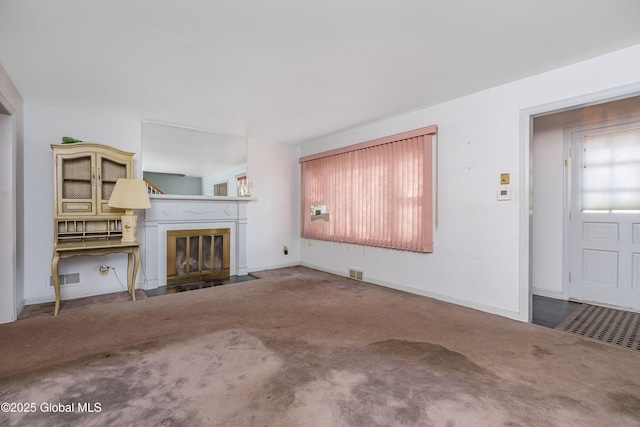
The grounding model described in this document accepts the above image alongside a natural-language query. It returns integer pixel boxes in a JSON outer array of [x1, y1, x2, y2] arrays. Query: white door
[[570, 123, 640, 310]]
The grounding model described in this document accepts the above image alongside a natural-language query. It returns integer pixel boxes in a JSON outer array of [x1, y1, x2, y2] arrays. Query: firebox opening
[[166, 228, 230, 285]]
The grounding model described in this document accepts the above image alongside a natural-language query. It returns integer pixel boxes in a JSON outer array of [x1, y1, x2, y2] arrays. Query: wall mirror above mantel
[[142, 121, 247, 197]]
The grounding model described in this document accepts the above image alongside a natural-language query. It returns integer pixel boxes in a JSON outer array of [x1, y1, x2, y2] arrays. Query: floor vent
[[66, 273, 80, 284], [49, 273, 80, 286], [349, 268, 364, 281], [49, 275, 65, 287]]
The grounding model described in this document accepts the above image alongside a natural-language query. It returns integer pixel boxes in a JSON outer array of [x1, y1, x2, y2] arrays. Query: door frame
[[520, 82, 640, 322], [0, 90, 16, 323]]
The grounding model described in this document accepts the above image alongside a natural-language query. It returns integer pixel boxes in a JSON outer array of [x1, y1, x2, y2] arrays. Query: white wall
[[299, 44, 640, 321], [246, 138, 300, 271], [23, 102, 142, 304], [0, 62, 23, 323], [531, 96, 640, 299]]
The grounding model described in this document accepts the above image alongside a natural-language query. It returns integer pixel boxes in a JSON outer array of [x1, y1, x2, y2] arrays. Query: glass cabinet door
[[98, 154, 130, 215], [58, 153, 96, 216]]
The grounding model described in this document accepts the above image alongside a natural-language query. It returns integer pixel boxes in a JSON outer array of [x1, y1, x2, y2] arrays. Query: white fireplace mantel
[[143, 195, 255, 289]]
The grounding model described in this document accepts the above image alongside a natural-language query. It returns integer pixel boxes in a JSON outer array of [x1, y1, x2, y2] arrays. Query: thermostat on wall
[[497, 188, 511, 201]]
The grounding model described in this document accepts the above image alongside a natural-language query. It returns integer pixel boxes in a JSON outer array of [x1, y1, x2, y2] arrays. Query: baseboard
[[248, 261, 301, 273], [301, 262, 523, 321], [531, 287, 563, 299], [24, 285, 128, 306], [142, 278, 159, 290], [16, 298, 25, 318]]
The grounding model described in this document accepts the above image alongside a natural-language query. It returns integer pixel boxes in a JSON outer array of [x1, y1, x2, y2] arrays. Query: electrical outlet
[[99, 264, 109, 276], [283, 245, 288, 255], [497, 188, 511, 201]]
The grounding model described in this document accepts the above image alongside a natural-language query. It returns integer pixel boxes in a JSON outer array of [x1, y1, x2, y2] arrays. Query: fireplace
[[143, 195, 254, 290], [166, 228, 230, 285]]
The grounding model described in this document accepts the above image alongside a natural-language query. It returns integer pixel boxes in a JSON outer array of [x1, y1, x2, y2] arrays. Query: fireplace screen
[[166, 228, 230, 285]]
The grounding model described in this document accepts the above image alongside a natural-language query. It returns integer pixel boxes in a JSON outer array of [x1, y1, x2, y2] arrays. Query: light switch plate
[[500, 173, 510, 185], [497, 188, 511, 201]]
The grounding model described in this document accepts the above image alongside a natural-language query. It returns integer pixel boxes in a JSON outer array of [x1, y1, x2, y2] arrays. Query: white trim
[[248, 261, 301, 273], [525, 82, 640, 118], [16, 298, 25, 318], [0, 91, 16, 115], [149, 194, 256, 202], [519, 110, 532, 322], [25, 285, 127, 305], [562, 127, 573, 301], [142, 119, 246, 138], [0, 94, 16, 323]]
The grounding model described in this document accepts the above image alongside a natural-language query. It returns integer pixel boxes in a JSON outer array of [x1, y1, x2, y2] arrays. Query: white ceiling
[[1, 0, 640, 144]]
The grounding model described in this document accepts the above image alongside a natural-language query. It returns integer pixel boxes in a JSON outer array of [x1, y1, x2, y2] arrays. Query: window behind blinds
[[300, 125, 436, 252]]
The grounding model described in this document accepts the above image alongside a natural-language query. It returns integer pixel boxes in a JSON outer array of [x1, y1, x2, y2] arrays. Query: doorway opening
[[530, 94, 640, 326]]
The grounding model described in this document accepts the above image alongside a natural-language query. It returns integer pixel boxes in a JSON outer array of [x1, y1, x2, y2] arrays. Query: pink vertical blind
[[300, 125, 436, 253]]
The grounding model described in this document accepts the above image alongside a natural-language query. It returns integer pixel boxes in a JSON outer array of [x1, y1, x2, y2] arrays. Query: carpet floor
[[1, 266, 639, 426]]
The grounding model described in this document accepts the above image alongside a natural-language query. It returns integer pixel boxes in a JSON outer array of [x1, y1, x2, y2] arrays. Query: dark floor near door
[[144, 274, 257, 297], [532, 295, 580, 328]]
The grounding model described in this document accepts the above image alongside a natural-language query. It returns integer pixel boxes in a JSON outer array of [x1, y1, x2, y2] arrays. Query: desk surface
[[55, 240, 140, 252]]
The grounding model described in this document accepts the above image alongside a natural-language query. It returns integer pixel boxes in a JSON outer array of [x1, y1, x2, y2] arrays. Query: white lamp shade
[[108, 179, 151, 209]]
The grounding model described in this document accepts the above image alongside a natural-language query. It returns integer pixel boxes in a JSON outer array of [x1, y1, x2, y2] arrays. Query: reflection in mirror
[[142, 121, 247, 196]]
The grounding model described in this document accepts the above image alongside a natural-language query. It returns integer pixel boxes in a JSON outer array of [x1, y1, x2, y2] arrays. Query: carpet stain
[[608, 392, 640, 418], [367, 339, 490, 376], [531, 345, 553, 359], [254, 337, 608, 427]]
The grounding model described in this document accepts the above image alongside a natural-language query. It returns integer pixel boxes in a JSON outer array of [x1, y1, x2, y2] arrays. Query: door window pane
[[582, 127, 640, 211]]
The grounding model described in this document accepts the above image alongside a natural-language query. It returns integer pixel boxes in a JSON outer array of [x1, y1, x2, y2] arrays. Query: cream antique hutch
[[50, 142, 140, 315]]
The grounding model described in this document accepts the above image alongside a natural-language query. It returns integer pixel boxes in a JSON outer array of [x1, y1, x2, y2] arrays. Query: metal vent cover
[[556, 304, 640, 352], [349, 268, 364, 281]]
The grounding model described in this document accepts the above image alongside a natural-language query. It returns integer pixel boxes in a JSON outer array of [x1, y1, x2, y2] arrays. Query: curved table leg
[[51, 253, 61, 316], [130, 247, 140, 302], [127, 251, 133, 297]]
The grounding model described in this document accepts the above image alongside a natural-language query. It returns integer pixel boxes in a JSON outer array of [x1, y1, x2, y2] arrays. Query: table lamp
[[107, 178, 151, 242]]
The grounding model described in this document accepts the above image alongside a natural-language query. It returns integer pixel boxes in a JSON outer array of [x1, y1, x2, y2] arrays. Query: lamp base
[[120, 214, 137, 242]]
